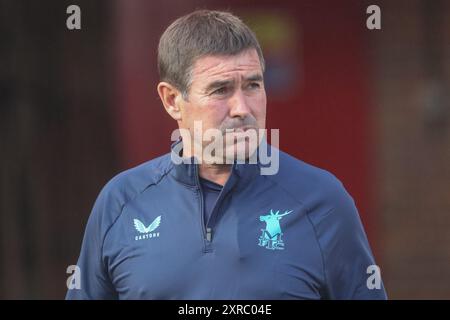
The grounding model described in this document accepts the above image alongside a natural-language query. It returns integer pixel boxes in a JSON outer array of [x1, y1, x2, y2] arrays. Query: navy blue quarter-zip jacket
[[66, 140, 387, 300]]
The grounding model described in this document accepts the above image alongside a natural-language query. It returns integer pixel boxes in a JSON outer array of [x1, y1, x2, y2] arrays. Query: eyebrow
[[205, 79, 234, 93], [204, 73, 264, 93], [244, 73, 264, 82]]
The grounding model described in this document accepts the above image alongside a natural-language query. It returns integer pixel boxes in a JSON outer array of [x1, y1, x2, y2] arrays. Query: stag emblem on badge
[[258, 209, 293, 250]]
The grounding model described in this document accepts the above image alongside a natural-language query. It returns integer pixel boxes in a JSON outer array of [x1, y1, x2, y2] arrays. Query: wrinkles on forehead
[[190, 49, 263, 89]]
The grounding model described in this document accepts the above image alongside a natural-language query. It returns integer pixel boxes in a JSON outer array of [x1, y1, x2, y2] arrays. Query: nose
[[229, 90, 251, 119]]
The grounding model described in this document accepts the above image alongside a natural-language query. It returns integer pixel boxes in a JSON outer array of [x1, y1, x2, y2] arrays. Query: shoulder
[[267, 148, 354, 215], [102, 153, 171, 201], [87, 153, 172, 235]]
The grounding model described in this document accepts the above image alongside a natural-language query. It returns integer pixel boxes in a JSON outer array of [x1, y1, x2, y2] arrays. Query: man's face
[[178, 48, 267, 161]]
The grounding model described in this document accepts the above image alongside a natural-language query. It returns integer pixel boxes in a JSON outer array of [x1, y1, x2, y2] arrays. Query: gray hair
[[157, 10, 265, 99]]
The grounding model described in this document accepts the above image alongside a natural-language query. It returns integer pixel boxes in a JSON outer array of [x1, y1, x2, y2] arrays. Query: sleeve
[[312, 180, 388, 300], [65, 184, 119, 300]]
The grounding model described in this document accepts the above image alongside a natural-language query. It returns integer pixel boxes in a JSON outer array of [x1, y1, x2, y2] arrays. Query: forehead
[[190, 49, 262, 85]]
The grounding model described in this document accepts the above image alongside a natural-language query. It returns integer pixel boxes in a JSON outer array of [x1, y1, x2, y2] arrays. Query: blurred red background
[[1, 0, 449, 299]]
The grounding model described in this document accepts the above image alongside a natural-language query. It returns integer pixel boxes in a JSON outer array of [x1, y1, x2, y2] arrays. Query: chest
[[103, 188, 325, 299]]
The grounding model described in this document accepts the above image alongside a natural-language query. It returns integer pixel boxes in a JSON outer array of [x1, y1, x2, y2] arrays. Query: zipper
[[194, 165, 213, 248], [194, 163, 237, 250], [206, 228, 212, 241]]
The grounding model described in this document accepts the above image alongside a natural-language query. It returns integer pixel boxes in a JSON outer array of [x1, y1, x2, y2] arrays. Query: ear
[[157, 81, 183, 121]]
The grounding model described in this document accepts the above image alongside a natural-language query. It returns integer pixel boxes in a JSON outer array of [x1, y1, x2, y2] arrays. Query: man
[[66, 10, 387, 299]]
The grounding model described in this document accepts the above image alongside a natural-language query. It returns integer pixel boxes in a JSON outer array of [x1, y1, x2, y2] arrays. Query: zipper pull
[[206, 228, 212, 242]]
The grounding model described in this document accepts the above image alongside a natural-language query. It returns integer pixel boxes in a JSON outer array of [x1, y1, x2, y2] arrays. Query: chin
[[223, 141, 258, 163]]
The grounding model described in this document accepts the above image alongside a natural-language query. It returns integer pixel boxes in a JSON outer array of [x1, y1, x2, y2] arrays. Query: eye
[[248, 82, 261, 90], [212, 87, 228, 95]]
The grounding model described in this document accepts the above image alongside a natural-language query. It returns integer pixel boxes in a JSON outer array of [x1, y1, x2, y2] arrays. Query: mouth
[[233, 126, 256, 133]]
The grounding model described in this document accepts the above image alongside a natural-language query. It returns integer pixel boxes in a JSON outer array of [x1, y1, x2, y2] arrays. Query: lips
[[221, 126, 258, 135], [234, 126, 256, 132]]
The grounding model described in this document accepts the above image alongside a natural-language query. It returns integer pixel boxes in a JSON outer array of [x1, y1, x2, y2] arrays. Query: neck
[[180, 140, 232, 186], [198, 163, 232, 186]]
